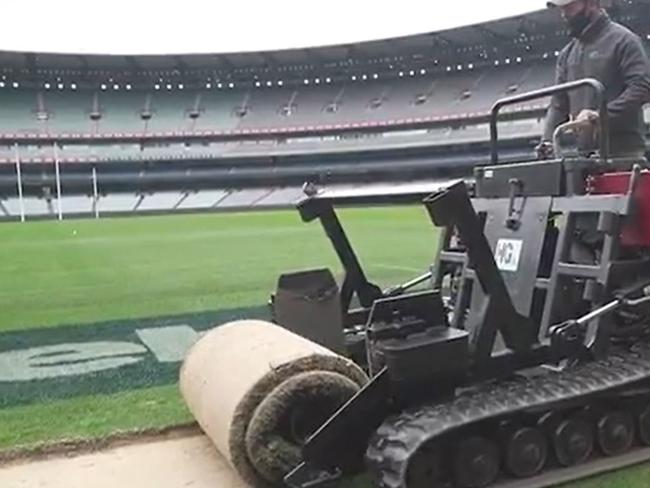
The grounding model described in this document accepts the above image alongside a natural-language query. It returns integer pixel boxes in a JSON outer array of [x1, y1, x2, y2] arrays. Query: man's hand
[[535, 140, 554, 160], [574, 109, 600, 129], [573, 109, 601, 149]]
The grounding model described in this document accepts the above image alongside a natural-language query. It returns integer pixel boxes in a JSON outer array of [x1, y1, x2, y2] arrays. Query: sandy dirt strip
[[0, 433, 249, 488]]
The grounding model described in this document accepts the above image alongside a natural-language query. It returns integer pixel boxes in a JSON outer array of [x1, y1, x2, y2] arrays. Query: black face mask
[[566, 6, 592, 38]]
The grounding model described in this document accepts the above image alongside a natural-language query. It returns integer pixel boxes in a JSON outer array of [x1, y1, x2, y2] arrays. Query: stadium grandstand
[[0, 0, 647, 220]]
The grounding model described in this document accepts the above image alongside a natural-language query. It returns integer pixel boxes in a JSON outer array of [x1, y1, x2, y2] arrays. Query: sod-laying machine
[[181, 79, 650, 488]]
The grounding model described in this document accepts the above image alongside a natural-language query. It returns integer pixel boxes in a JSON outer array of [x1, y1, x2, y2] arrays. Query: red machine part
[[590, 170, 650, 247]]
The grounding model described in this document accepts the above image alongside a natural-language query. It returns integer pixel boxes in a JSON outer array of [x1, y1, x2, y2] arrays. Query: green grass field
[[0, 208, 437, 332], [0, 208, 647, 486]]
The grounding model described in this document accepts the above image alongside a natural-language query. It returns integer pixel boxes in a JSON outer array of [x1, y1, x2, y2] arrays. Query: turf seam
[[0, 422, 200, 466]]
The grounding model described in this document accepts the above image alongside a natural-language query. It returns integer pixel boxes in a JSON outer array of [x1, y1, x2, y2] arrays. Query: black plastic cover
[[379, 327, 469, 385], [475, 159, 565, 198]]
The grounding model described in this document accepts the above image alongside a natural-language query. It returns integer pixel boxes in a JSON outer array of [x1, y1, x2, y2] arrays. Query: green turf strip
[[337, 465, 650, 488], [558, 464, 650, 488], [0, 385, 191, 451]]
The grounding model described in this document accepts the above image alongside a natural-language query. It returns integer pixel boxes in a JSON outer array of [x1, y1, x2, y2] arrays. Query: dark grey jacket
[[543, 11, 650, 156]]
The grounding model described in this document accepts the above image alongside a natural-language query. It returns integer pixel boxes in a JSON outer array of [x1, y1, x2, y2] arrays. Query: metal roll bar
[[489, 78, 610, 164]]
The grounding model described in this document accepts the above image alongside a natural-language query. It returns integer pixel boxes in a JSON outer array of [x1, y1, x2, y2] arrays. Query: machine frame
[[272, 79, 650, 488]]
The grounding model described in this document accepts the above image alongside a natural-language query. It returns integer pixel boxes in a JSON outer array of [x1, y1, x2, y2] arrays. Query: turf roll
[[179, 319, 368, 487]]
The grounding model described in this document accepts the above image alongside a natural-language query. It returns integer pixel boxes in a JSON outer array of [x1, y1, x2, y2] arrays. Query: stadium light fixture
[[420, 69, 426, 75], [58, 83, 64, 90], [516, 57, 522, 63], [44, 82, 51, 90], [409, 70, 415, 76], [178, 84, 184, 90], [505, 58, 511, 64], [101, 84, 107, 91], [217, 83, 223, 89], [304, 79, 310, 85], [468, 63, 474, 70], [494, 60, 500, 66], [457, 65, 462, 71], [351, 75, 357, 81], [166, 84, 172, 90], [398, 71, 404, 77], [543, 53, 549, 59], [255, 81, 262, 87], [154, 84, 161, 90], [113, 84, 120, 90], [126, 84, 132, 91], [0, 82, 5, 88], [362, 74, 368, 80], [554, 50, 560, 57], [228, 82, 235, 89], [278, 80, 284, 86], [446, 66, 452, 72], [71, 83, 77, 91], [325, 77, 331, 84], [13, 81, 20, 88], [206, 83, 212, 89]]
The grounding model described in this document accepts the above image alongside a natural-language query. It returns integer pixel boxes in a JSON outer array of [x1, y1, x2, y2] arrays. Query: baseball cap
[[547, 0, 578, 6], [547, 0, 608, 8]]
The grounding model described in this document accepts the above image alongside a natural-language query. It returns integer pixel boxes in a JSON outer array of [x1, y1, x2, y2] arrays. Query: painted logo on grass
[[0, 306, 268, 408]]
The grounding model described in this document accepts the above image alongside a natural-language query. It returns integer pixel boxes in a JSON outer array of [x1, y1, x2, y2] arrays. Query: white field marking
[[0, 342, 148, 382], [136, 326, 202, 363], [0, 325, 211, 382]]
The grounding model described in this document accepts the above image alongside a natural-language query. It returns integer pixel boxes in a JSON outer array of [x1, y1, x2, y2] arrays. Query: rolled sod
[[179, 320, 368, 486]]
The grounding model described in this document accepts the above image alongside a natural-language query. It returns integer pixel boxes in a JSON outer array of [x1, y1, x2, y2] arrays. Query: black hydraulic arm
[[424, 181, 537, 359], [550, 273, 650, 356], [297, 184, 445, 309], [490, 78, 610, 164], [316, 205, 383, 309]]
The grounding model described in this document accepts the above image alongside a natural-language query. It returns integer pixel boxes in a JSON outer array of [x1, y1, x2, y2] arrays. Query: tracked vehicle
[[270, 79, 650, 488]]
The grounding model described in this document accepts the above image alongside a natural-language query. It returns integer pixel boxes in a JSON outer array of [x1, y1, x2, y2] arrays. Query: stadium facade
[[0, 0, 648, 220]]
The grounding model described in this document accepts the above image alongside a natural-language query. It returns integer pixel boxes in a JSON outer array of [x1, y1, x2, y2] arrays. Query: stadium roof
[[0, 0, 646, 77], [2, 0, 547, 56]]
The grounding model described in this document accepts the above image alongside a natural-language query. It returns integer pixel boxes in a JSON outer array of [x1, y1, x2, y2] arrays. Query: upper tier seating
[[0, 61, 558, 138]]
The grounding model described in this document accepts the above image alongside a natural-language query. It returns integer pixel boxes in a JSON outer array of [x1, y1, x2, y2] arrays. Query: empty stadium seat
[[0, 60, 562, 140]]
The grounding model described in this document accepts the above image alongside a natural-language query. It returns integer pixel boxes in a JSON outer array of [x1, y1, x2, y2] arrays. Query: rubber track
[[365, 342, 650, 488]]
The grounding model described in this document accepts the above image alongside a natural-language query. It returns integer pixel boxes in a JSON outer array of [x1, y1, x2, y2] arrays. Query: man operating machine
[[537, 0, 650, 159]]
